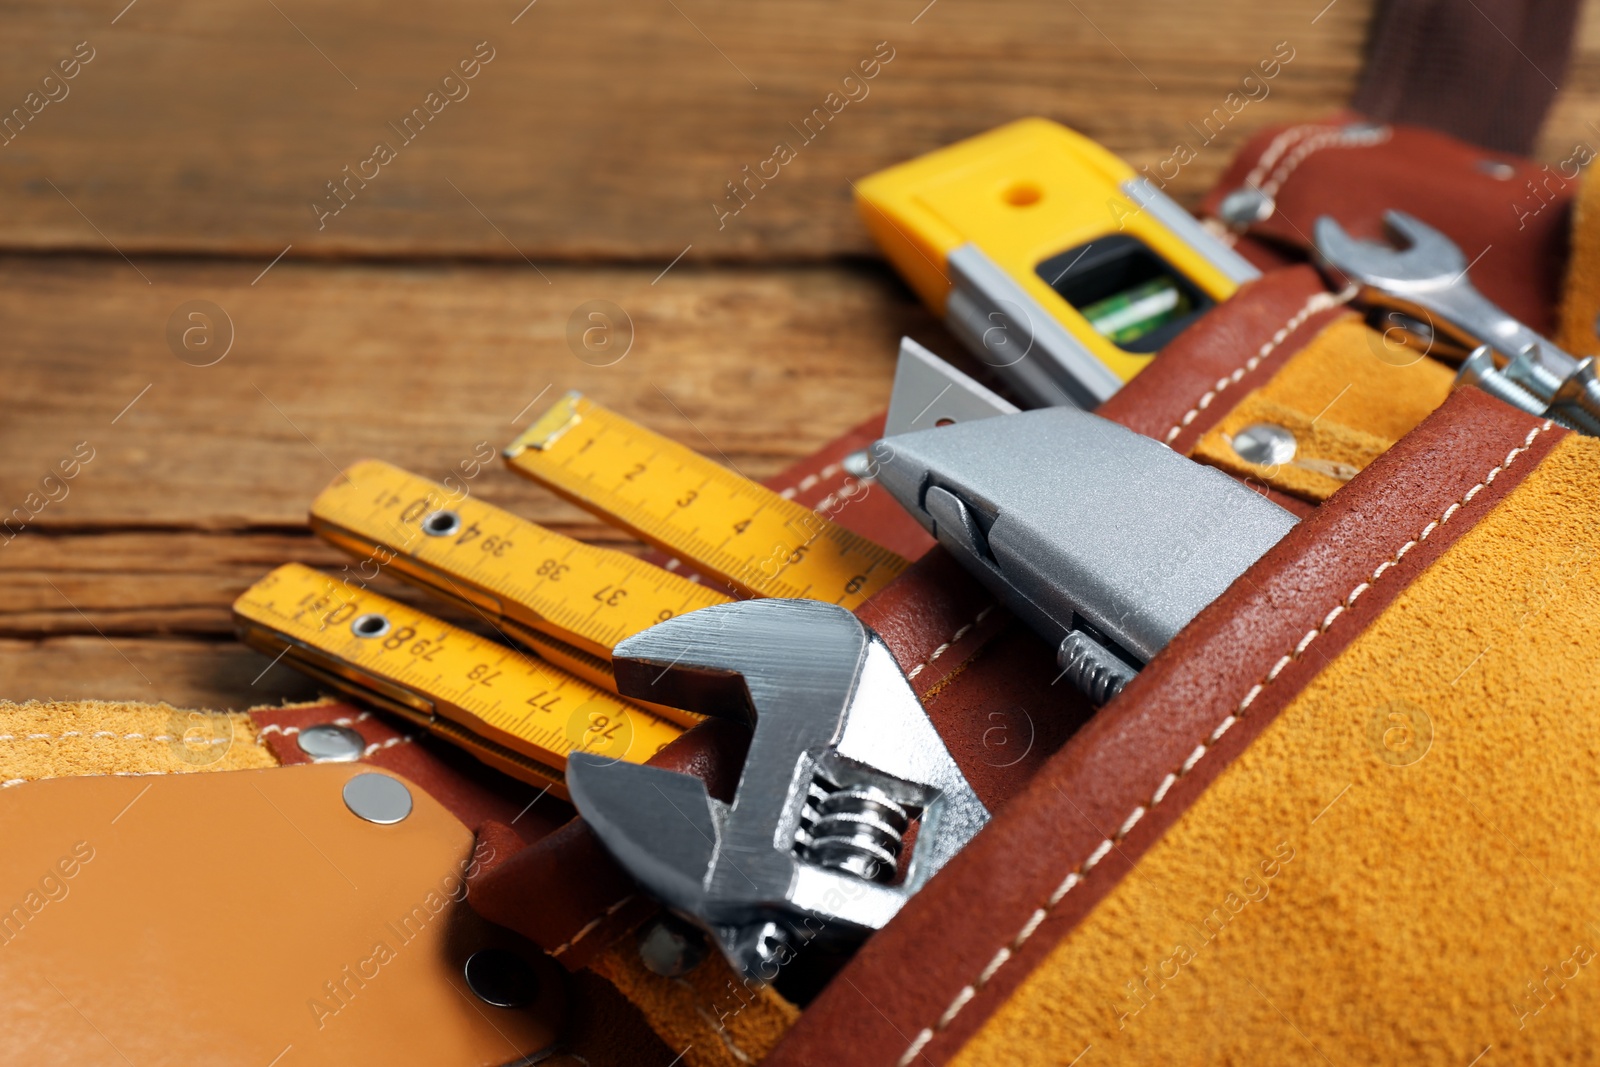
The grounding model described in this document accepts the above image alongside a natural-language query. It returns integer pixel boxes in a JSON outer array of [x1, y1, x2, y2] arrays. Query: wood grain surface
[[0, 0, 1382, 260], [3, 0, 1598, 709], [0, 254, 951, 704]]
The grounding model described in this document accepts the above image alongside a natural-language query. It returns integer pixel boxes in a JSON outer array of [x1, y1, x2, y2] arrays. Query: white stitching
[[0, 731, 225, 744], [362, 734, 416, 758], [682, 993, 759, 1065], [1257, 124, 1391, 201], [1240, 125, 1321, 189], [937, 987, 975, 1027], [893, 420, 1552, 1067], [255, 723, 298, 743], [977, 947, 1011, 986], [905, 606, 996, 681], [548, 894, 635, 958], [1162, 287, 1356, 447], [255, 712, 369, 745], [772, 461, 845, 501]]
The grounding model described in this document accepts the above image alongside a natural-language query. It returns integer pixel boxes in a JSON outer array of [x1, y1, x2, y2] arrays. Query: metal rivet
[[1476, 159, 1516, 181], [464, 948, 541, 1008], [1217, 186, 1274, 226], [297, 724, 366, 763], [841, 449, 873, 479], [638, 916, 709, 978], [351, 612, 390, 639], [342, 772, 413, 825], [422, 509, 462, 537], [1231, 423, 1297, 466]]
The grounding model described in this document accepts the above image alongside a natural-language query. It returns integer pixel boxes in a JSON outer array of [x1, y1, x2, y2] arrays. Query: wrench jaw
[[1314, 211, 1464, 297], [1314, 212, 1485, 359], [566, 754, 724, 919], [569, 599, 990, 982]]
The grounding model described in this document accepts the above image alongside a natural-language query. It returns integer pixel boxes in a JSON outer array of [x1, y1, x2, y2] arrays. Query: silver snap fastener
[[297, 724, 366, 763], [351, 612, 390, 639], [1231, 422, 1297, 466], [1217, 186, 1274, 226], [1475, 159, 1516, 181], [421, 509, 462, 537], [464, 948, 541, 1008], [342, 772, 413, 824]]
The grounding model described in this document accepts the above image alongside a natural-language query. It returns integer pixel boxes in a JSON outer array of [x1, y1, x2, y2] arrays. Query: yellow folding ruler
[[503, 392, 908, 606], [309, 458, 726, 719], [233, 563, 683, 798]]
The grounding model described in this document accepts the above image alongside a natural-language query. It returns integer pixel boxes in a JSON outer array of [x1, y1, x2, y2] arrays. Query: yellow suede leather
[[0, 699, 278, 783], [1193, 317, 1455, 501], [953, 433, 1600, 1066], [590, 930, 800, 1067], [1558, 168, 1600, 358]]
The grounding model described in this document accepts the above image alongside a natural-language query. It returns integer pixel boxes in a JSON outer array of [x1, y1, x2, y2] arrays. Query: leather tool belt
[[5, 113, 1597, 1066]]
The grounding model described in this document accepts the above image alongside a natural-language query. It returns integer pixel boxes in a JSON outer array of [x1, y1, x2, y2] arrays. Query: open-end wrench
[[565, 598, 988, 980], [1315, 210, 1600, 434]]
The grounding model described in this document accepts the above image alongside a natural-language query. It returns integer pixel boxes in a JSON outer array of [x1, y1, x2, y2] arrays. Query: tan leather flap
[[0, 763, 562, 1065]]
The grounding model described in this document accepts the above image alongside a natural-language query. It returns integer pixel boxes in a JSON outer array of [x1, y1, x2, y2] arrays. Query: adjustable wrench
[[565, 598, 988, 980]]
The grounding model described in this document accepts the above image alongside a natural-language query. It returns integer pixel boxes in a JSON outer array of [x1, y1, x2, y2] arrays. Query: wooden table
[[4, 0, 1596, 710]]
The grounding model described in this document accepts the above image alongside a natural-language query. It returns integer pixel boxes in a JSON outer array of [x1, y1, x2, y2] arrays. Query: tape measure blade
[[310, 459, 731, 661], [504, 393, 908, 609], [232, 564, 682, 780]]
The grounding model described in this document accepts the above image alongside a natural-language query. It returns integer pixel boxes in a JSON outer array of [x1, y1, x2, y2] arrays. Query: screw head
[[1341, 121, 1387, 138], [1217, 186, 1274, 226], [638, 915, 709, 977], [297, 723, 366, 763], [1231, 423, 1298, 467]]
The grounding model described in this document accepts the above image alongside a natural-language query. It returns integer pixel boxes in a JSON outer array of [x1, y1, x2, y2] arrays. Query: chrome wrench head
[[566, 598, 988, 980], [1314, 210, 1466, 297]]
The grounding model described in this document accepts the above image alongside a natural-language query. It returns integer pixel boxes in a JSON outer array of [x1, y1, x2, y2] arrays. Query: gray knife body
[[876, 405, 1298, 701]]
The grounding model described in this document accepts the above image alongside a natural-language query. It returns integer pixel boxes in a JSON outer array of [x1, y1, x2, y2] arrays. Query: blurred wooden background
[[2, 0, 1597, 707]]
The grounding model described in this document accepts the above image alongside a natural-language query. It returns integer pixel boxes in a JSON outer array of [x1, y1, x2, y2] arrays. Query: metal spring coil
[[1058, 629, 1136, 705], [800, 782, 909, 884]]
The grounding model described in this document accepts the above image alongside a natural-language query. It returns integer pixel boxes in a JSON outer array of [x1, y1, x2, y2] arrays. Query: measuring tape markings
[[233, 564, 683, 792], [283, 397, 909, 786], [504, 393, 908, 608], [312, 459, 731, 662]]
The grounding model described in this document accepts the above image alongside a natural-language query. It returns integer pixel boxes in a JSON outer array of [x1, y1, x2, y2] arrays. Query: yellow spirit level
[[855, 118, 1260, 408]]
